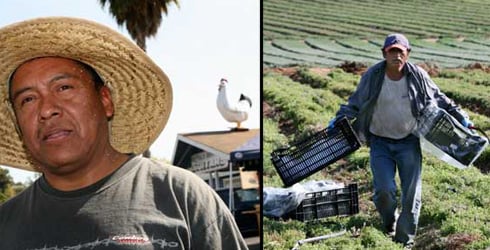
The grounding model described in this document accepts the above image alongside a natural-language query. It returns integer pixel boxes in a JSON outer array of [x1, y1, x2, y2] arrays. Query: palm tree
[[99, 0, 179, 51], [99, 0, 179, 157]]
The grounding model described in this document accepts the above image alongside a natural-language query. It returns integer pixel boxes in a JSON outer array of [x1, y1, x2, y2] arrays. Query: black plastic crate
[[270, 117, 361, 187], [423, 110, 488, 166], [295, 183, 359, 221]]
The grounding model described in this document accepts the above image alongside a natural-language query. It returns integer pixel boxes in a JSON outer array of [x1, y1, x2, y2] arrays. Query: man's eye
[[20, 96, 34, 106], [59, 85, 73, 91]]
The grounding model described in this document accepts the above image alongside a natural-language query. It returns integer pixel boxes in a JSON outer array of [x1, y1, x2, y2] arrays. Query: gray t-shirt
[[0, 155, 248, 250], [369, 75, 417, 139]]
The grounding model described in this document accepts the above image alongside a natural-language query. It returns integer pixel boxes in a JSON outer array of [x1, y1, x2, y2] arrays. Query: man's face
[[383, 47, 409, 71], [10, 57, 114, 172]]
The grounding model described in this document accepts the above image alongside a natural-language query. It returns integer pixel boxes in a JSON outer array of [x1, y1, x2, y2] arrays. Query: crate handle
[[468, 126, 490, 142]]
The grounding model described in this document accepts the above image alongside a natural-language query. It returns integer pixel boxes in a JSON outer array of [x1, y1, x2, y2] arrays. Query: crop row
[[264, 2, 432, 38], [263, 69, 490, 178], [263, 72, 343, 137], [264, 0, 490, 40], [264, 37, 490, 68], [290, 67, 490, 124], [264, 6, 392, 38], [264, 41, 340, 67], [263, 70, 489, 185], [263, 1, 490, 248], [434, 78, 490, 117]]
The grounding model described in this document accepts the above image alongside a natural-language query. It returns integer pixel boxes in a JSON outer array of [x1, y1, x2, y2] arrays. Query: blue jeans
[[370, 134, 422, 245]]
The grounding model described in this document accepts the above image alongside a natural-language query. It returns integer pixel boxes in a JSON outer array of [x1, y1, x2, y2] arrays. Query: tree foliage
[[99, 0, 179, 157], [0, 168, 15, 203], [99, 0, 179, 51]]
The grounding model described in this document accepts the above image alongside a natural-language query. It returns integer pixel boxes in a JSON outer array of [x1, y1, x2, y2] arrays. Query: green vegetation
[[0, 168, 15, 203], [263, 69, 490, 249], [263, 0, 490, 68], [264, 0, 490, 40], [263, 1, 490, 248]]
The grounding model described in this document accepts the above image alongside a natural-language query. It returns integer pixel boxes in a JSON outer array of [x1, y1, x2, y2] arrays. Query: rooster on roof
[[217, 78, 252, 129]]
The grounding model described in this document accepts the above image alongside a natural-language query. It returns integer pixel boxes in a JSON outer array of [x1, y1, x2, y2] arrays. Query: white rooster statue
[[217, 78, 252, 130]]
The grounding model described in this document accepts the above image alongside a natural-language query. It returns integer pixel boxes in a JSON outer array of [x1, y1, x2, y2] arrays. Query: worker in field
[[328, 33, 473, 248]]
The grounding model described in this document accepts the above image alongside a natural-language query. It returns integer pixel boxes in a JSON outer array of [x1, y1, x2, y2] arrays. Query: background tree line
[[0, 169, 28, 203]]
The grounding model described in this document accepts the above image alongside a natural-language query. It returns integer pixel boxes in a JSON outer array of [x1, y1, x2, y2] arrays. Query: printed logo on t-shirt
[[29, 235, 179, 249]]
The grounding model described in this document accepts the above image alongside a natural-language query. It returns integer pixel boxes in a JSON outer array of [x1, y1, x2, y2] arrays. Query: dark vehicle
[[216, 188, 259, 237]]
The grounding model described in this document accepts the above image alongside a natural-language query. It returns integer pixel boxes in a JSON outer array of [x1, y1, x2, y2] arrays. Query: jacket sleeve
[[422, 70, 469, 123]]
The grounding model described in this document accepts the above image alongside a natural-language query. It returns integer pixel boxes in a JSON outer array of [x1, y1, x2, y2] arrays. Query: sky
[[0, 0, 260, 183]]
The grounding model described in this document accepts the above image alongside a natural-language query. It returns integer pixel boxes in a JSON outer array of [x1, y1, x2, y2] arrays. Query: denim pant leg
[[370, 135, 422, 245], [370, 137, 398, 232], [393, 136, 422, 245]]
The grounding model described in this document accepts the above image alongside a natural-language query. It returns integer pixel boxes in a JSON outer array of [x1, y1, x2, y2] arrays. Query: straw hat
[[0, 17, 172, 171]]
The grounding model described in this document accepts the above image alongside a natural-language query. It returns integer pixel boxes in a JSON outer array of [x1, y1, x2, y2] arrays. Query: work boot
[[385, 223, 396, 238], [384, 211, 399, 238], [403, 242, 414, 249]]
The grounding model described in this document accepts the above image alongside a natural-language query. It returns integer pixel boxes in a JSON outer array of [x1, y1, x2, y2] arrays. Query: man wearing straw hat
[[0, 17, 247, 249], [328, 34, 473, 248]]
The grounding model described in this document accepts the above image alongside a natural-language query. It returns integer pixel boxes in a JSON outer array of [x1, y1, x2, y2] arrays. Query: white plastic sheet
[[263, 180, 344, 218]]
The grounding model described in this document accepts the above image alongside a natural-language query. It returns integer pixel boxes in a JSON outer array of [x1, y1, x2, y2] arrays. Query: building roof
[[231, 133, 260, 162], [171, 128, 259, 169]]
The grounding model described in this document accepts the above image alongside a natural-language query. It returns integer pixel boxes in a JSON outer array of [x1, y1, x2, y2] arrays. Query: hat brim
[[384, 44, 409, 52], [0, 17, 172, 171]]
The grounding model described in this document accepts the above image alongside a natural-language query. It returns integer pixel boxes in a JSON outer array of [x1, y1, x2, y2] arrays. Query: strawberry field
[[263, 0, 490, 249], [263, 0, 490, 68]]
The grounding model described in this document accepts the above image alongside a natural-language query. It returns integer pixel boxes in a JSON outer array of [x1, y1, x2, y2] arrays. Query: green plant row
[[265, 38, 376, 68], [264, 54, 303, 68], [272, 39, 378, 65], [263, 72, 343, 140], [323, 0, 490, 28], [437, 38, 490, 54], [263, 69, 490, 249], [265, 1, 433, 39], [298, 67, 490, 127], [350, 0, 489, 24], [264, 42, 320, 67], [264, 37, 490, 68], [368, 37, 489, 61], [263, 117, 289, 179], [263, 13, 379, 40], [264, 4, 421, 40], [363, 38, 490, 63], [278, 67, 490, 169], [263, 5, 393, 38], [263, 0, 490, 40], [263, 17, 348, 39], [434, 77, 490, 116], [264, 45, 335, 67], [466, 38, 490, 47], [262, 24, 310, 41], [263, 67, 490, 163], [305, 38, 380, 63]]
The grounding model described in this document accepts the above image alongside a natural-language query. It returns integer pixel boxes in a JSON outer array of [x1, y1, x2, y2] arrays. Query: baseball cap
[[382, 33, 411, 52]]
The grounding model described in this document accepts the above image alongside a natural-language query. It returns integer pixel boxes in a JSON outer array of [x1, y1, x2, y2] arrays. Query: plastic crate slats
[[271, 117, 361, 186], [295, 183, 359, 221], [422, 110, 488, 166]]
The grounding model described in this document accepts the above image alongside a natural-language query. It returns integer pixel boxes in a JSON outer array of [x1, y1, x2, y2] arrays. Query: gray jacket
[[336, 60, 468, 144]]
